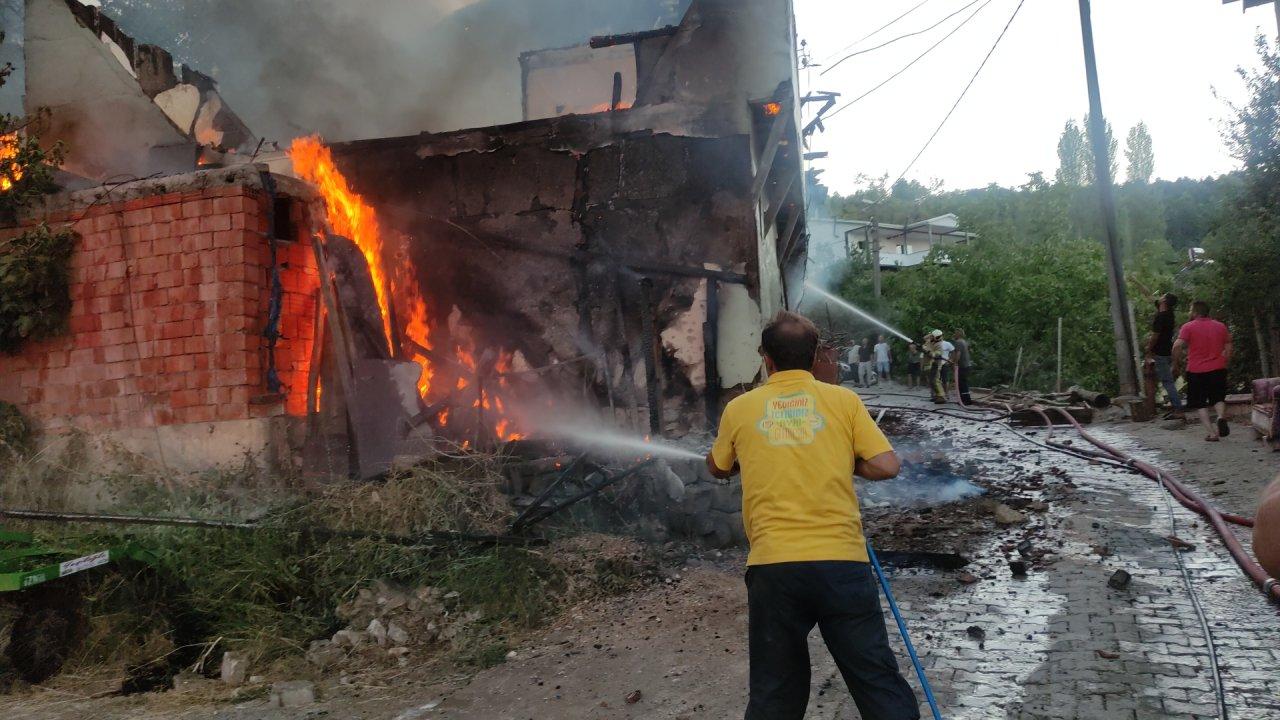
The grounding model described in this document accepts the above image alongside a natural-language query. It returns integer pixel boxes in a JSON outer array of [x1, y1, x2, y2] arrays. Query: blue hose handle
[[867, 541, 945, 720]]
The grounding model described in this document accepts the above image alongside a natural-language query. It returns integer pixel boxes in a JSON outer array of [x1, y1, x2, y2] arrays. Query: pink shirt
[[1178, 317, 1230, 373]]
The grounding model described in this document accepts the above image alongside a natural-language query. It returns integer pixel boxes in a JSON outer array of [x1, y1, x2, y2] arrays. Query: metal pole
[[1077, 0, 1139, 398], [871, 217, 882, 299]]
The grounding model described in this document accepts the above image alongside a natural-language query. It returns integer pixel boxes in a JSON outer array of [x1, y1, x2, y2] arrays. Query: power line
[[823, 0, 994, 123], [819, 0, 934, 65], [822, 0, 984, 76], [889, 0, 1029, 188]]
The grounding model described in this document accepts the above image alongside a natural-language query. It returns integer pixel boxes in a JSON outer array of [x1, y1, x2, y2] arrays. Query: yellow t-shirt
[[710, 369, 893, 566]]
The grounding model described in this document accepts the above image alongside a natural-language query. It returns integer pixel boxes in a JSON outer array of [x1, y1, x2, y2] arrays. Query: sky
[[795, 0, 1278, 194]]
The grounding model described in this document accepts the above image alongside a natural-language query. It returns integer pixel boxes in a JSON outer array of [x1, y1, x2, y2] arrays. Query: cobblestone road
[[820, 399, 1280, 720]]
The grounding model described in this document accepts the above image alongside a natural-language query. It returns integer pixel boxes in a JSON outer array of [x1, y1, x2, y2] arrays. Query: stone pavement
[[809, 396, 1280, 720]]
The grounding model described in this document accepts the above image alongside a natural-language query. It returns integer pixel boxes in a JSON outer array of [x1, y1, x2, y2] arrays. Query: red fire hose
[[945, 367, 1275, 601], [1040, 406, 1278, 603]]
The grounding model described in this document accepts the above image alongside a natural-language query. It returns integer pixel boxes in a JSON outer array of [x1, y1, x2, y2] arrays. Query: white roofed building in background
[[807, 212, 977, 279]]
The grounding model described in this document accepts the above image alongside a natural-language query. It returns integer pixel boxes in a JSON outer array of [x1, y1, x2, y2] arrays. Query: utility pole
[[871, 216, 882, 299], [1077, 0, 1139, 398]]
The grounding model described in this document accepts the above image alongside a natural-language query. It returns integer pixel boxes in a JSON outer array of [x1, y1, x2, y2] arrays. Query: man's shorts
[[1185, 369, 1227, 410]]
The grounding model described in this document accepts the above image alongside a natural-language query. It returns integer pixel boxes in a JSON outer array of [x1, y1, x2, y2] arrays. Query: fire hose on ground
[[866, 376, 1274, 720], [867, 541, 944, 720]]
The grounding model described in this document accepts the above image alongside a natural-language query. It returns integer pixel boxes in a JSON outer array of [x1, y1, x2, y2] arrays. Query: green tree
[[0, 31, 78, 354], [1124, 121, 1155, 184], [1209, 34, 1280, 376], [1081, 113, 1118, 186], [1055, 120, 1087, 186]]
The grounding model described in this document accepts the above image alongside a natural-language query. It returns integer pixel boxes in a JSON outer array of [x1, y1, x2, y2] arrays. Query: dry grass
[[0, 446, 656, 687], [289, 454, 511, 537]]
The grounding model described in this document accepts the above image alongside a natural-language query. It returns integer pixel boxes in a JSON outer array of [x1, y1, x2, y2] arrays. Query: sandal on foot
[[1205, 435, 1219, 442]]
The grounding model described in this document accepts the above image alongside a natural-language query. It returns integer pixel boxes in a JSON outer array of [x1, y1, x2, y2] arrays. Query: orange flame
[[404, 300, 434, 396], [586, 100, 633, 113], [0, 133, 22, 192], [288, 136, 393, 345], [290, 135, 526, 445]]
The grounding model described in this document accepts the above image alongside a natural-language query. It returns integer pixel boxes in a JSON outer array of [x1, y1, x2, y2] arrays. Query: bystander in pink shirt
[[1177, 317, 1230, 373]]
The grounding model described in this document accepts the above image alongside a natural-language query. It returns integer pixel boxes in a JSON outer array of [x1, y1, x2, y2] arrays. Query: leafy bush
[[0, 223, 78, 353], [844, 237, 1120, 392], [0, 400, 32, 456]]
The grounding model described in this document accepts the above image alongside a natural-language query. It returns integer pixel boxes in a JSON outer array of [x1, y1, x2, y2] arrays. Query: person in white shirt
[[873, 335, 892, 383], [939, 337, 955, 389]]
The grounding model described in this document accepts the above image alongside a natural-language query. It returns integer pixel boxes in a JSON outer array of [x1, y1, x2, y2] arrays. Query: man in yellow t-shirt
[[707, 311, 919, 720]]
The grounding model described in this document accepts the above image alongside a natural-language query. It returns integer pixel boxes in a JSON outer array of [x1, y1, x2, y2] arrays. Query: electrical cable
[[822, 0, 983, 75], [824, 0, 993, 121], [1160, 477, 1229, 720], [818, 0, 935, 65], [824, 0, 994, 122], [888, 0, 1029, 189]]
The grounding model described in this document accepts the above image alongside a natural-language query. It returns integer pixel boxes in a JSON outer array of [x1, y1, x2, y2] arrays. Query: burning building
[[0, 0, 810, 479]]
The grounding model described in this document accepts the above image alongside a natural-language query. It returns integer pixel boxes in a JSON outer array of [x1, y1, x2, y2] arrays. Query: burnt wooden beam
[[703, 279, 721, 430], [618, 256, 746, 284], [611, 71, 624, 110], [750, 103, 793, 201], [777, 206, 805, 266], [612, 271, 642, 432], [638, 277, 663, 437], [590, 26, 679, 48], [312, 236, 360, 474], [385, 206, 748, 284], [763, 168, 799, 234]]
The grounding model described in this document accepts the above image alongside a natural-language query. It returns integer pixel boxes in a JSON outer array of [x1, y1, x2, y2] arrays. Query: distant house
[[807, 213, 977, 278]]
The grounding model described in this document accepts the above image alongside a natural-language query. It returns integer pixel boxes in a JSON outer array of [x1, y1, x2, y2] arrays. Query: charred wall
[[330, 119, 761, 434]]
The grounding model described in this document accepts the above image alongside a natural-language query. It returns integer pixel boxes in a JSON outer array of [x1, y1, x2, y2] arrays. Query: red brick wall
[[0, 176, 318, 433]]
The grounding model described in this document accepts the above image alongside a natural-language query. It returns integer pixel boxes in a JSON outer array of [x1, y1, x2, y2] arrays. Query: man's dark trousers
[[745, 561, 920, 719]]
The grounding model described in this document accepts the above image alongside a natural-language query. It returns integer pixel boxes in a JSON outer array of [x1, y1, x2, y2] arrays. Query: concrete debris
[[1164, 535, 1196, 551], [1016, 539, 1034, 558], [306, 639, 347, 669], [956, 572, 979, 585], [1107, 569, 1132, 591], [1027, 500, 1049, 512], [332, 629, 369, 649], [1095, 649, 1120, 660], [368, 618, 389, 647], [991, 503, 1027, 525], [1008, 560, 1028, 578], [270, 680, 317, 708], [387, 621, 411, 646], [626, 690, 643, 704], [220, 651, 248, 686], [323, 580, 483, 669]]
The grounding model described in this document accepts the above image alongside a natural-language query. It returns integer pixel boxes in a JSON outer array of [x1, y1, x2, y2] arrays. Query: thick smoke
[[94, 0, 688, 142]]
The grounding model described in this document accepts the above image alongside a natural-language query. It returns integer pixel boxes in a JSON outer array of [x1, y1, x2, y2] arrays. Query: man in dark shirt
[[857, 337, 875, 387], [952, 329, 973, 405], [1146, 293, 1184, 418]]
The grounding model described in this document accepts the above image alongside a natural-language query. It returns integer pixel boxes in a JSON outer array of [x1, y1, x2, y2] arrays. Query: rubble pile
[[306, 581, 482, 670]]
